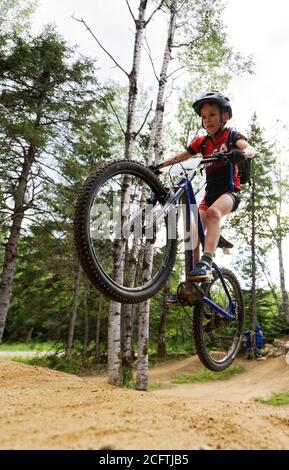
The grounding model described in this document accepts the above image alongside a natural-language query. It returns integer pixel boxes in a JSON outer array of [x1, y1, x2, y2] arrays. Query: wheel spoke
[[193, 268, 244, 371], [74, 161, 177, 303]]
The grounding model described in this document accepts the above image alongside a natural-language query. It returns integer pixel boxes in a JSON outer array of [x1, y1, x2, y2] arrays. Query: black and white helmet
[[192, 91, 232, 118]]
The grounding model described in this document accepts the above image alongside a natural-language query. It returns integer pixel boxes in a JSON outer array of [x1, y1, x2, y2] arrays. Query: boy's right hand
[[148, 164, 162, 175]]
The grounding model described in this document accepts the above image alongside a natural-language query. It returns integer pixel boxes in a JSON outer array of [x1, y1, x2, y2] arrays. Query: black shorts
[[201, 189, 241, 212]]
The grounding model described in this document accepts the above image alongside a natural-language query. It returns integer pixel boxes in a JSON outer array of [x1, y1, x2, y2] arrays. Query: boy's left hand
[[228, 149, 245, 163]]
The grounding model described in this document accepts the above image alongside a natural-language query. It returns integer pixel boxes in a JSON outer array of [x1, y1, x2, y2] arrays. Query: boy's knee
[[206, 206, 221, 221]]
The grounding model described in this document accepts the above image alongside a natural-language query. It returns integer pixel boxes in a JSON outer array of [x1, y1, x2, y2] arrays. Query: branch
[[143, 34, 159, 82], [172, 41, 193, 48], [39, 117, 71, 127], [105, 97, 126, 136], [166, 64, 186, 79], [21, 215, 66, 239], [0, 214, 13, 226], [125, 0, 136, 23], [34, 159, 74, 187], [145, 0, 165, 26], [72, 15, 129, 77], [135, 101, 153, 138], [175, 0, 188, 14]]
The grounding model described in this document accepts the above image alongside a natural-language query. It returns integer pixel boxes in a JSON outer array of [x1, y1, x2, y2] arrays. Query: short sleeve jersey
[[187, 127, 247, 191]]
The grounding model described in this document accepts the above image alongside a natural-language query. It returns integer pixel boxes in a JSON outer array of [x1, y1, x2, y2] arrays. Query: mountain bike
[[74, 155, 244, 371]]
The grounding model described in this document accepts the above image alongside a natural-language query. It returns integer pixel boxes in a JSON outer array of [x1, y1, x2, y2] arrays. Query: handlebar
[[149, 151, 236, 175], [200, 151, 233, 164]]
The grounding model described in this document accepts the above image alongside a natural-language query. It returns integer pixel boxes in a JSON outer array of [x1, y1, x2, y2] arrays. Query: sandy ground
[[1, 355, 289, 450]]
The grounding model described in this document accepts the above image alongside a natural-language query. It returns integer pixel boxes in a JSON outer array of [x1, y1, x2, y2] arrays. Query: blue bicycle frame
[[171, 163, 237, 321]]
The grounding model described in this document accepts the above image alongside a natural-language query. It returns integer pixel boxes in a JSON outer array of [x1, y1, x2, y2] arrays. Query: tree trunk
[[95, 298, 102, 362], [257, 255, 282, 317], [26, 327, 34, 342], [66, 264, 81, 357], [153, 0, 177, 164], [136, 0, 178, 390], [277, 239, 289, 323], [108, 1, 149, 386], [121, 302, 135, 383], [250, 161, 259, 358], [107, 172, 133, 385], [251, 164, 258, 330], [108, 300, 123, 385], [125, 0, 148, 159], [0, 143, 36, 342], [83, 286, 89, 357], [136, 243, 154, 391], [121, 198, 142, 381], [157, 279, 170, 357]]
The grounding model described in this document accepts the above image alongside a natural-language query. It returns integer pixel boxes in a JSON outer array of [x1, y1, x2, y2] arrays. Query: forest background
[[0, 0, 288, 385]]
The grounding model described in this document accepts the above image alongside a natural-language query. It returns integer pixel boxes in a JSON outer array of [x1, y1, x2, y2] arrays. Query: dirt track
[[1, 355, 289, 450]]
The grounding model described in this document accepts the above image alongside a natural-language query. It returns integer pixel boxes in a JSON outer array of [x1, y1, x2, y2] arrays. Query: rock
[[199, 444, 211, 450]]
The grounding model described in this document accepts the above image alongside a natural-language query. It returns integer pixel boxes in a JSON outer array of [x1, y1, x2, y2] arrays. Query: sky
[[31, 0, 289, 135], [31, 0, 289, 288]]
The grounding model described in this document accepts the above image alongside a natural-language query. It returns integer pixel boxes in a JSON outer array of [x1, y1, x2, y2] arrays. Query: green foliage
[[175, 0, 254, 150], [0, 2, 287, 359], [176, 0, 253, 77], [230, 114, 276, 268], [172, 364, 246, 383], [0, 0, 36, 34], [242, 289, 289, 341], [4, 225, 109, 348], [256, 391, 289, 406], [0, 26, 120, 346], [0, 340, 62, 351], [10, 354, 94, 374]]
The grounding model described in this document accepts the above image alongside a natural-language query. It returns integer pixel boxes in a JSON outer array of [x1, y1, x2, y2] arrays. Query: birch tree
[[135, 0, 253, 389], [66, 264, 82, 357], [74, 0, 253, 386], [136, 0, 178, 390], [74, 1, 165, 385]]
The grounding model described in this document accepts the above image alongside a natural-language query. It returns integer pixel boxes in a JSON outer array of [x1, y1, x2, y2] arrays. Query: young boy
[[157, 91, 256, 282]]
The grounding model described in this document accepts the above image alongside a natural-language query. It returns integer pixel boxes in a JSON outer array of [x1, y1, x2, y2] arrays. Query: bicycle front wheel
[[74, 160, 177, 303], [193, 267, 244, 371]]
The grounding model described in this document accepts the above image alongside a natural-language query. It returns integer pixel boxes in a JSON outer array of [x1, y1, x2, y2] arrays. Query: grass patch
[[0, 341, 63, 352], [172, 364, 246, 384], [256, 391, 289, 406], [124, 381, 161, 391], [10, 354, 97, 374], [148, 381, 161, 391]]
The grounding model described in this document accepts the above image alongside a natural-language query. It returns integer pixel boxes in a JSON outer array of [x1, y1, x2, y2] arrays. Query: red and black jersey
[[186, 127, 247, 191]]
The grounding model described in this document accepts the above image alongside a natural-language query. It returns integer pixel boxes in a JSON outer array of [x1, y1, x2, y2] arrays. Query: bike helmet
[[192, 91, 232, 118]]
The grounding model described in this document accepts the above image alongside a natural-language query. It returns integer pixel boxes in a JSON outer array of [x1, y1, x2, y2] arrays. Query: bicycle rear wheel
[[193, 267, 244, 371], [74, 160, 177, 303]]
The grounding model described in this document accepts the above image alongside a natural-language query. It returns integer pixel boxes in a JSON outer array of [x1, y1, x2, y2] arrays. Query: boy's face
[[200, 103, 228, 134]]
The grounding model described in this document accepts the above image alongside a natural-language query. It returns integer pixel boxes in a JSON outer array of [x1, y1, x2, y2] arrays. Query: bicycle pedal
[[188, 274, 214, 283], [165, 301, 184, 308]]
